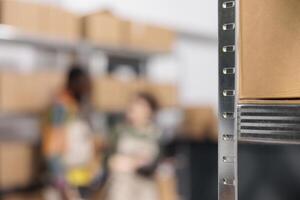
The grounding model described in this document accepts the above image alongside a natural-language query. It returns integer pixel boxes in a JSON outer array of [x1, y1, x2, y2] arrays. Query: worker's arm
[[43, 103, 68, 182]]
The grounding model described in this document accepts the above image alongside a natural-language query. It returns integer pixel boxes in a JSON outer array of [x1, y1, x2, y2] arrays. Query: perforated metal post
[[218, 0, 237, 200]]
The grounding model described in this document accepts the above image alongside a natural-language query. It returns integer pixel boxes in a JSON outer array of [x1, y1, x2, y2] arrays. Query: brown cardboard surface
[[83, 11, 123, 46], [0, 143, 33, 190], [124, 21, 175, 52], [93, 77, 147, 112], [0, 1, 80, 41], [93, 77, 178, 112], [239, 0, 300, 99], [146, 83, 178, 108], [181, 107, 218, 141], [37, 5, 80, 41], [0, 0, 41, 34], [0, 71, 64, 113]]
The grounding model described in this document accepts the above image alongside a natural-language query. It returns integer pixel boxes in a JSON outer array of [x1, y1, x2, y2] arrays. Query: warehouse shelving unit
[[0, 25, 78, 51], [0, 22, 169, 121], [0, 24, 170, 196], [219, 1, 300, 200], [0, 24, 163, 73], [0, 22, 175, 131]]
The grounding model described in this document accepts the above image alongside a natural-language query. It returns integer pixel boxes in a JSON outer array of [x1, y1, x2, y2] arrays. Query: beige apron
[[107, 126, 160, 200]]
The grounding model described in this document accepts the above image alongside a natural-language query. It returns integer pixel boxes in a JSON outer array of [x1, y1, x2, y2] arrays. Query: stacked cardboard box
[[82, 11, 175, 52], [93, 77, 178, 112], [82, 11, 124, 46], [0, 71, 64, 113], [181, 107, 218, 141], [0, 0, 42, 34], [0, 73, 177, 113], [93, 77, 146, 112], [40, 5, 81, 41], [0, 2, 175, 50], [146, 83, 178, 108], [0, 142, 34, 190], [123, 21, 175, 52], [0, 0, 80, 41], [239, 0, 300, 100]]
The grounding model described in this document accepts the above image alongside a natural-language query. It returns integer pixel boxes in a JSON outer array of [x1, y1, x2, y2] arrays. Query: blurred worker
[[107, 92, 161, 200], [43, 66, 100, 200]]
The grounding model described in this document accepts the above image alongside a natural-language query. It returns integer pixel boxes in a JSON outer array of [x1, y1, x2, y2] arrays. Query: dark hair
[[66, 65, 88, 90], [136, 92, 159, 113]]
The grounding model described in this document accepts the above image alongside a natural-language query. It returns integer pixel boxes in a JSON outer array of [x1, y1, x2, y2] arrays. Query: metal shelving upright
[[218, 0, 237, 199]]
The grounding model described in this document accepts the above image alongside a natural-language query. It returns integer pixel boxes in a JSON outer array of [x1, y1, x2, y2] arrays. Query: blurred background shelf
[[0, 25, 168, 60], [0, 25, 78, 51]]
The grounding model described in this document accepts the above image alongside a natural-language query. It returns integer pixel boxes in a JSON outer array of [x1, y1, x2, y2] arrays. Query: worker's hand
[[136, 164, 156, 178], [94, 134, 108, 152], [109, 155, 137, 173]]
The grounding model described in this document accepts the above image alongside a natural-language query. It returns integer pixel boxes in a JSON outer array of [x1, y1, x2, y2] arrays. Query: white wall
[[176, 39, 218, 108]]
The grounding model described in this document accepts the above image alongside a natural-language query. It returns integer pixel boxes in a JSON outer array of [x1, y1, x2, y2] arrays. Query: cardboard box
[[123, 21, 175, 52], [0, 0, 41, 34], [181, 107, 218, 141], [82, 11, 123, 46], [0, 142, 33, 190], [93, 77, 146, 112], [0, 71, 64, 113], [93, 77, 178, 112], [41, 5, 80, 41], [0, 0, 80, 41], [239, 0, 300, 99], [146, 83, 178, 108]]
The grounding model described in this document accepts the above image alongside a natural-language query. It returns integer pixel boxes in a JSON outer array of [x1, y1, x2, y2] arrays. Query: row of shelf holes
[[221, 0, 236, 189], [222, 0, 236, 121]]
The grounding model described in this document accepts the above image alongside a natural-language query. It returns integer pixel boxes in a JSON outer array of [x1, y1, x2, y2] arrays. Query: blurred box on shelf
[[123, 21, 175, 52], [93, 77, 177, 112], [0, 71, 64, 113], [0, 0, 80, 41], [181, 107, 218, 141], [146, 83, 178, 108], [239, 0, 300, 99], [0, 142, 33, 190], [93, 77, 146, 112], [40, 5, 81, 41], [0, 0, 42, 34], [82, 11, 123, 46]]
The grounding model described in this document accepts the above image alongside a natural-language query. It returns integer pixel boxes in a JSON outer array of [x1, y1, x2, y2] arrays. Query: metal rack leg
[[218, 0, 237, 200]]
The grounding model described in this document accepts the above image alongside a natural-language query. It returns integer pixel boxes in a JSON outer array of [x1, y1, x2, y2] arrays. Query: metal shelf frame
[[218, 0, 237, 200]]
